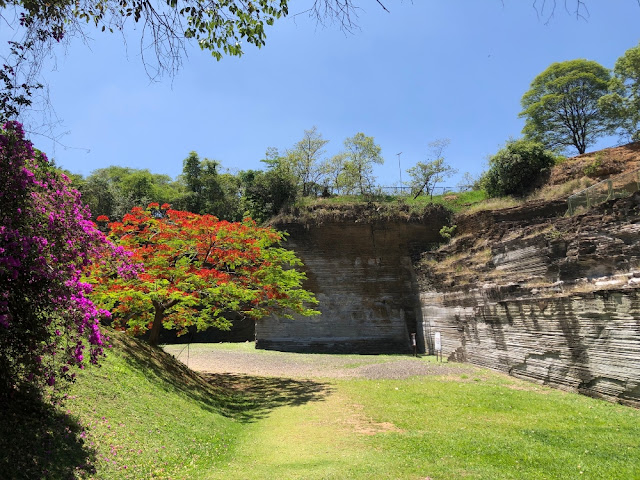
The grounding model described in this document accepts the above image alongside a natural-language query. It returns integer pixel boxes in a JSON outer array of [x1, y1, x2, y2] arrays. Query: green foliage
[[583, 153, 604, 177], [484, 139, 557, 197], [284, 127, 329, 196], [320, 152, 349, 195], [75, 166, 183, 220], [520, 59, 614, 154], [340, 133, 384, 195], [600, 41, 640, 142], [175, 151, 234, 218], [241, 166, 299, 223], [407, 139, 456, 199], [439, 224, 457, 241]]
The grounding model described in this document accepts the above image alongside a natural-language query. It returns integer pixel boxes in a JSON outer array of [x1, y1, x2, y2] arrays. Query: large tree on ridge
[[600, 41, 640, 142], [286, 127, 329, 197], [519, 59, 614, 154], [341, 132, 384, 195]]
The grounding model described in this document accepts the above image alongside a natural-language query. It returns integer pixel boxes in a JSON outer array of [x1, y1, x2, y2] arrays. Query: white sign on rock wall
[[434, 332, 442, 352]]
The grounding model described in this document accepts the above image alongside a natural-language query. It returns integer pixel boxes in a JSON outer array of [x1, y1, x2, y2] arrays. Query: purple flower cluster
[[0, 122, 139, 398]]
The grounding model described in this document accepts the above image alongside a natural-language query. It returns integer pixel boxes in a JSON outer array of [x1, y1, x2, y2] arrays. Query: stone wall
[[256, 216, 447, 353]]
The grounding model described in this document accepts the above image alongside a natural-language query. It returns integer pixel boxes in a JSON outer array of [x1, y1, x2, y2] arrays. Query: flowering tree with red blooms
[[0, 122, 139, 399], [90, 204, 319, 346]]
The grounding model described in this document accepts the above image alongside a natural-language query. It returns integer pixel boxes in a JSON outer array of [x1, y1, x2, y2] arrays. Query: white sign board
[[434, 332, 442, 352]]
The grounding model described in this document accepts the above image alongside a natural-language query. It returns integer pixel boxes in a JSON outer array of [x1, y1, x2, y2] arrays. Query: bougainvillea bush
[[90, 204, 319, 346], [0, 122, 139, 399]]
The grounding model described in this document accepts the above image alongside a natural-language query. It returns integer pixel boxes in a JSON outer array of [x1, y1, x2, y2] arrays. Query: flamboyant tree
[[0, 122, 138, 398], [89, 204, 318, 346]]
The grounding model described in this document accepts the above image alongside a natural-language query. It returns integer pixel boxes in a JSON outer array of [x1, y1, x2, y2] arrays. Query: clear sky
[[20, 1, 640, 189]]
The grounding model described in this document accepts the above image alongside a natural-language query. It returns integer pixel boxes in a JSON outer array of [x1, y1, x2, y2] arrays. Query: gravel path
[[162, 344, 476, 380]]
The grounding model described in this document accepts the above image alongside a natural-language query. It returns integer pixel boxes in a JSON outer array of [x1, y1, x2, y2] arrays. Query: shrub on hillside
[[484, 139, 558, 197]]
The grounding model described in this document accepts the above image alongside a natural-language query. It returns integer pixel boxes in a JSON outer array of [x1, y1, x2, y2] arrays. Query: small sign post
[[411, 332, 417, 357], [434, 332, 442, 362]]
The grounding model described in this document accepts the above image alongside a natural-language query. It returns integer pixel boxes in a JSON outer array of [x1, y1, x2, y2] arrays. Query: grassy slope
[[65, 330, 244, 479], [3, 335, 639, 480]]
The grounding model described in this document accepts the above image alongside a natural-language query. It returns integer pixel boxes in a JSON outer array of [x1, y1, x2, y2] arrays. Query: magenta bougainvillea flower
[[0, 122, 140, 398]]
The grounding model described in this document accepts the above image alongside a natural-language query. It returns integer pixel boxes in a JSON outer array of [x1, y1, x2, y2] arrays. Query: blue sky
[[22, 1, 640, 188]]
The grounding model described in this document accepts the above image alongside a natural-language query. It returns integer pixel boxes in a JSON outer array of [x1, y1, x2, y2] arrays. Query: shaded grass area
[[0, 331, 330, 480], [0, 393, 96, 479]]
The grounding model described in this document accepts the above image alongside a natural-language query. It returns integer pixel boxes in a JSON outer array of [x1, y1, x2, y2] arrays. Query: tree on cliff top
[[285, 127, 330, 197], [519, 59, 615, 154], [340, 133, 384, 195], [89, 204, 318, 346], [600, 41, 640, 142], [484, 139, 558, 197], [407, 139, 456, 200]]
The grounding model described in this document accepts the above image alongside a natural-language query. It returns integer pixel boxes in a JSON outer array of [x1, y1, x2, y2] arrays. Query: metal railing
[[376, 186, 454, 196], [567, 168, 640, 215]]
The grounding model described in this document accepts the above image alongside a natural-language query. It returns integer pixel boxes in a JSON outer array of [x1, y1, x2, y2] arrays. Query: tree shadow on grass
[[0, 393, 96, 480], [201, 373, 333, 423], [113, 332, 332, 423]]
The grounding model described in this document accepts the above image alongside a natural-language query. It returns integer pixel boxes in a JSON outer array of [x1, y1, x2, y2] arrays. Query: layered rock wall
[[418, 194, 640, 407], [421, 289, 640, 407], [256, 213, 448, 353]]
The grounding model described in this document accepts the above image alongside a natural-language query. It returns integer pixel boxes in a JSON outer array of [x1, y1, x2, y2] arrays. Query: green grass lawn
[[207, 375, 640, 480], [2, 333, 638, 479]]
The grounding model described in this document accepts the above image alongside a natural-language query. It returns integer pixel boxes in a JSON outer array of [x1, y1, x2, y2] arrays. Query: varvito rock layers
[[418, 194, 640, 407], [257, 205, 450, 353], [258, 195, 640, 406]]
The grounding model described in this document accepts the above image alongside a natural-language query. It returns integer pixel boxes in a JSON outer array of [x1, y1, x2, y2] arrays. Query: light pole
[[397, 152, 402, 190]]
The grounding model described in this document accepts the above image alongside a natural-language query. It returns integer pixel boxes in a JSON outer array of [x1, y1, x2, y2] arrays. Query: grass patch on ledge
[[271, 190, 490, 226]]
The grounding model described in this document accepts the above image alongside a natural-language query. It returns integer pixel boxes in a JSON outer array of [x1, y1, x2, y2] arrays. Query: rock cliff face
[[256, 206, 449, 353], [255, 192, 640, 406], [418, 194, 640, 407]]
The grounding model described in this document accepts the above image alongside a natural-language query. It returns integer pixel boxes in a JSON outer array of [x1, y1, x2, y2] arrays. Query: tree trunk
[[148, 301, 165, 347]]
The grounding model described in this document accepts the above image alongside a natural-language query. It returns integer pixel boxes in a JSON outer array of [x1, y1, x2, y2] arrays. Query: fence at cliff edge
[[567, 168, 640, 215]]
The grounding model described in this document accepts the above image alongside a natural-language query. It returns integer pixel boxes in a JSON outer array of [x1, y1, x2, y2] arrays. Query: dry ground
[[162, 343, 476, 380]]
